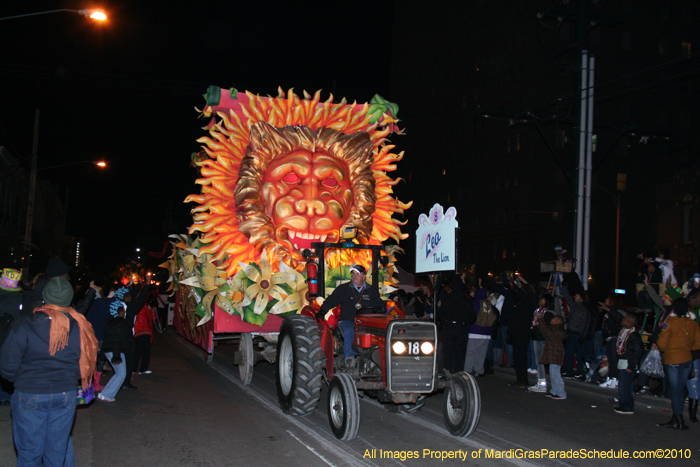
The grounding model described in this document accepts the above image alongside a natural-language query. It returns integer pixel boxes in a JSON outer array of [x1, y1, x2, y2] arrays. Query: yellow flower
[[238, 250, 297, 315], [269, 261, 308, 315]]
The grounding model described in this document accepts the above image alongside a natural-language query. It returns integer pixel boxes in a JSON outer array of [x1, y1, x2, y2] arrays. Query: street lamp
[[0, 9, 107, 21], [39, 160, 107, 171]]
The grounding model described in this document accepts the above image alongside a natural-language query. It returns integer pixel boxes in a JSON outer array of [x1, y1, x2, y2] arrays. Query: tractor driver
[[316, 264, 384, 367]]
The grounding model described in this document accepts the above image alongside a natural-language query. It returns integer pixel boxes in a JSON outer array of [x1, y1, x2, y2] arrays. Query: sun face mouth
[[278, 228, 339, 253]]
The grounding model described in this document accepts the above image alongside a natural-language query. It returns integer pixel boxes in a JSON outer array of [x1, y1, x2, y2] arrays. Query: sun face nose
[[294, 197, 328, 217]]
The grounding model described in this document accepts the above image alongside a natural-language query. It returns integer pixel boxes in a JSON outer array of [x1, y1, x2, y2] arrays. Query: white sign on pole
[[415, 203, 458, 274]]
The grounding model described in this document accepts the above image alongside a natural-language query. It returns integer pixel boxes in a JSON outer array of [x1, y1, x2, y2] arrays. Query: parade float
[[165, 86, 411, 373], [165, 86, 481, 440]]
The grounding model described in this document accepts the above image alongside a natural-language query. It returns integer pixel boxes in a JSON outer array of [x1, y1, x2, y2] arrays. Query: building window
[[683, 42, 692, 58], [683, 193, 693, 244]]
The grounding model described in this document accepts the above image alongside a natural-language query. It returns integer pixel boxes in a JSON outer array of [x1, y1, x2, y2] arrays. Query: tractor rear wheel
[[443, 371, 481, 437], [327, 372, 360, 440], [276, 315, 323, 416]]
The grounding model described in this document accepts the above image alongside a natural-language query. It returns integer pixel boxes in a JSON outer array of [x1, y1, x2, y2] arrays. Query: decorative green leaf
[[194, 301, 207, 318], [205, 85, 221, 106], [325, 265, 351, 289], [242, 303, 268, 326], [368, 94, 400, 123]]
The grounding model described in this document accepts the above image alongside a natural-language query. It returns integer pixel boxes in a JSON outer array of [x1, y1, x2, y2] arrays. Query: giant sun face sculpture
[[235, 122, 376, 269], [186, 89, 411, 278]]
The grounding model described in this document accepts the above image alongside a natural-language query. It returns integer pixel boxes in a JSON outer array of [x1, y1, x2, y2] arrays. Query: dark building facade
[[0, 146, 71, 277], [656, 167, 700, 286], [390, 1, 700, 299]]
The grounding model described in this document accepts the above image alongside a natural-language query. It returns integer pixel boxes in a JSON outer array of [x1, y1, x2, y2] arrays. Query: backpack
[[475, 300, 498, 328]]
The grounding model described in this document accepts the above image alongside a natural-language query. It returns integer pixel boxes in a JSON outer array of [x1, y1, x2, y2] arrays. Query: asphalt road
[[1, 329, 698, 467]]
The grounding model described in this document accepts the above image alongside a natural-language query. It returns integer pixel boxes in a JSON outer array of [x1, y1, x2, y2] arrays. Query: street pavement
[[1, 329, 698, 467]]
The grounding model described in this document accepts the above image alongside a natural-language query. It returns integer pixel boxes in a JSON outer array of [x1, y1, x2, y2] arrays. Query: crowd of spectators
[[421, 248, 700, 429], [0, 257, 165, 464]]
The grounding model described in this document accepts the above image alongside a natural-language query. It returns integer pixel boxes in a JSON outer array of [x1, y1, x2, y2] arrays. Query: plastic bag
[[640, 349, 664, 378], [76, 380, 95, 405]]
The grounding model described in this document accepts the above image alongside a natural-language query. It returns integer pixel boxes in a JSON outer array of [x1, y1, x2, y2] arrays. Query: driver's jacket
[[320, 281, 384, 321]]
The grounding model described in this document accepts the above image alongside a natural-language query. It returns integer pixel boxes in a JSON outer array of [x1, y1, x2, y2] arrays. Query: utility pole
[[574, 51, 588, 280], [582, 54, 595, 290], [23, 109, 40, 278]]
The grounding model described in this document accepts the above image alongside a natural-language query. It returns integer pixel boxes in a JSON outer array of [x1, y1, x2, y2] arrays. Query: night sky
[[0, 1, 394, 273]]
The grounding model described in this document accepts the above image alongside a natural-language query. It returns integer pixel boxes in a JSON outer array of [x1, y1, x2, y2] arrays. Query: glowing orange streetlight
[[83, 10, 107, 21]]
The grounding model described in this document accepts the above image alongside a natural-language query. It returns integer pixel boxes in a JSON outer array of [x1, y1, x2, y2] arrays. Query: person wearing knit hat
[[0, 277, 98, 466], [22, 257, 97, 319], [45, 257, 71, 279], [42, 276, 74, 306]]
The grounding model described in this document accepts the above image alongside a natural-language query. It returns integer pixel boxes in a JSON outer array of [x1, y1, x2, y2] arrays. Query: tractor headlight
[[392, 341, 407, 354], [421, 341, 434, 354]]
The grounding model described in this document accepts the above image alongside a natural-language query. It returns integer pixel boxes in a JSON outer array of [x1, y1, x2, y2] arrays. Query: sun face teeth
[[287, 230, 329, 247]]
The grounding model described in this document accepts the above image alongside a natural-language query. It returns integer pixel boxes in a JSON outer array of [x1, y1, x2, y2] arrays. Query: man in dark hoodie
[[437, 277, 475, 373], [0, 277, 98, 467], [507, 277, 538, 388]]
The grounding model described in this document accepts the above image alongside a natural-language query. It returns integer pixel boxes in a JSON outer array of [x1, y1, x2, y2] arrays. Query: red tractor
[[274, 242, 481, 440]]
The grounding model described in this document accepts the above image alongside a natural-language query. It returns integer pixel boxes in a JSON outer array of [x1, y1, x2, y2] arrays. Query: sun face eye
[[282, 172, 300, 184], [321, 177, 338, 188]]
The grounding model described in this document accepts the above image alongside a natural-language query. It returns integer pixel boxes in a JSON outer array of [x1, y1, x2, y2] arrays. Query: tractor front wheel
[[327, 372, 360, 440], [443, 371, 481, 437]]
